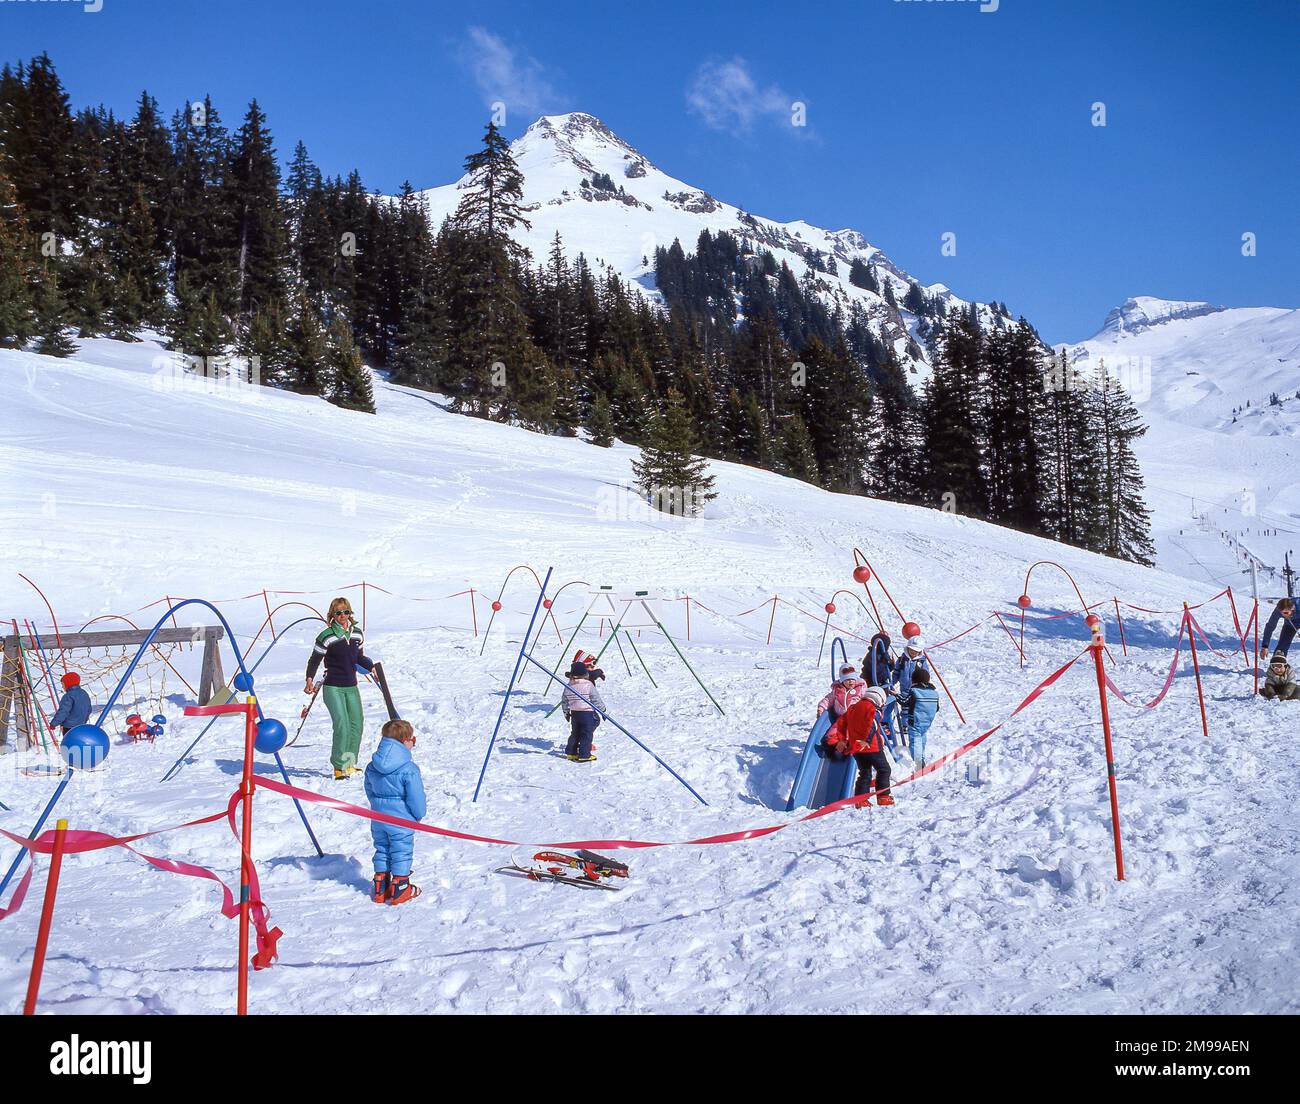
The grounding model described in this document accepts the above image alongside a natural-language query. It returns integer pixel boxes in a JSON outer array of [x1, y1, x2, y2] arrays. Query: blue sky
[[4, 0, 1296, 342]]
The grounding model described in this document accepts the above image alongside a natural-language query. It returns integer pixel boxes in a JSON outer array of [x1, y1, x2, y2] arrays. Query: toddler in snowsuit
[[48, 671, 92, 736], [817, 663, 868, 719], [363, 718, 427, 905], [901, 666, 940, 767], [562, 661, 605, 762], [1261, 654, 1300, 701], [825, 685, 894, 805]]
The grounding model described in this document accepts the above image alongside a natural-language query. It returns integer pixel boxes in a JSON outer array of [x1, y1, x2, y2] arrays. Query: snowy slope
[[1, 338, 1295, 1015], [412, 113, 1011, 382], [1062, 298, 1300, 590]]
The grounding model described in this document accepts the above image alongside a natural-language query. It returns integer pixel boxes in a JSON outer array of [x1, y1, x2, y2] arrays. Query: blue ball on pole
[[61, 723, 110, 769], [232, 671, 255, 693], [254, 717, 288, 755]]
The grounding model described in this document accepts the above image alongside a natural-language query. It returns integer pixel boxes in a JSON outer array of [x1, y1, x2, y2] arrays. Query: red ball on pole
[[491, 601, 502, 612], [542, 599, 552, 609], [824, 602, 836, 614], [1017, 594, 1032, 609], [902, 620, 921, 640], [852, 565, 871, 584]]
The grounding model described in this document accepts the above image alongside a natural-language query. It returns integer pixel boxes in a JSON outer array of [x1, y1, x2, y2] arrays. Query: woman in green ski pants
[[305, 597, 375, 780]]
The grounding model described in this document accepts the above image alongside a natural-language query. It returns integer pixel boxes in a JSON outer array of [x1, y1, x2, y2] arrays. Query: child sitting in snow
[[1261, 654, 1300, 701], [901, 666, 940, 767], [48, 671, 91, 736], [363, 718, 427, 905], [562, 660, 605, 763], [817, 663, 867, 719]]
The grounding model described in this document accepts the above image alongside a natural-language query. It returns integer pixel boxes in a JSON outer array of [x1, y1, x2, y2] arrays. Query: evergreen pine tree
[[866, 349, 921, 501], [285, 290, 329, 397], [586, 390, 615, 447], [0, 169, 35, 347], [1093, 359, 1156, 565], [32, 262, 76, 357], [325, 316, 376, 413], [632, 388, 717, 517]]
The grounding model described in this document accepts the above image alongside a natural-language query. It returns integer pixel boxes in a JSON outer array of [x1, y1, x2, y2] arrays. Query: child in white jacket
[[562, 661, 606, 762]]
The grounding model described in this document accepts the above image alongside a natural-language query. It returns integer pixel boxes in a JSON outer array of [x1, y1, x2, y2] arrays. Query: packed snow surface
[[0, 338, 1296, 1014]]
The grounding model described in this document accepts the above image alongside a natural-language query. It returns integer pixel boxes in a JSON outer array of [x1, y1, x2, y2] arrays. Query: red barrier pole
[[926, 655, 966, 725], [236, 696, 257, 1016], [765, 596, 778, 646], [23, 818, 69, 1015], [1183, 604, 1209, 740], [1086, 617, 1125, 881], [1113, 597, 1127, 656]]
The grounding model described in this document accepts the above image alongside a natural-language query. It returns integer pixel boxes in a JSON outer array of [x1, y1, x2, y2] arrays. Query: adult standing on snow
[[1260, 598, 1300, 660], [305, 597, 375, 780]]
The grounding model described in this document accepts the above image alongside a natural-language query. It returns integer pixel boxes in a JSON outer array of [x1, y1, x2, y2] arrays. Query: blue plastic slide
[[785, 710, 858, 811]]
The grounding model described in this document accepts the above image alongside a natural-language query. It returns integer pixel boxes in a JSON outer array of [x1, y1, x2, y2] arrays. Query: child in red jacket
[[825, 685, 895, 805]]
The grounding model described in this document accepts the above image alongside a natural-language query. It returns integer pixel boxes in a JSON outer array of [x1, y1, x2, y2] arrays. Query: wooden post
[[1184, 603, 1209, 740], [468, 589, 478, 638], [765, 596, 778, 646], [198, 631, 226, 706], [0, 637, 18, 747], [1113, 597, 1128, 656], [23, 819, 70, 1015], [1086, 620, 1125, 882]]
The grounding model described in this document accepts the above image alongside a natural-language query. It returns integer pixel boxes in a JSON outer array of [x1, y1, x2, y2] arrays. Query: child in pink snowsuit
[[817, 664, 868, 719]]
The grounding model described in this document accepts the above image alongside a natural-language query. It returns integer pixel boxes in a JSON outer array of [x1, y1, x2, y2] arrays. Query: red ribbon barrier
[[0, 795, 281, 969], [1103, 615, 1188, 710], [253, 649, 1086, 851]]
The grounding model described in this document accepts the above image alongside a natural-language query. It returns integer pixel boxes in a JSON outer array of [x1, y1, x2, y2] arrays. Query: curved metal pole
[[4, 599, 272, 900], [518, 579, 588, 690], [474, 568, 553, 801], [830, 637, 847, 683], [160, 614, 323, 783]]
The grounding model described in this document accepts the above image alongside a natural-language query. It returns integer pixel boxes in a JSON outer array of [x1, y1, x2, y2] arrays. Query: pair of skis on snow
[[500, 850, 630, 891]]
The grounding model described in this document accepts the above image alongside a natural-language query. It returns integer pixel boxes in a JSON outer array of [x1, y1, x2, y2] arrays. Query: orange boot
[[371, 872, 390, 903], [388, 874, 421, 905], [877, 793, 896, 807]]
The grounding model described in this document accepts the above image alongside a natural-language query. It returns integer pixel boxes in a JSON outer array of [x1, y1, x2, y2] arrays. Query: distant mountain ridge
[[409, 112, 1014, 380]]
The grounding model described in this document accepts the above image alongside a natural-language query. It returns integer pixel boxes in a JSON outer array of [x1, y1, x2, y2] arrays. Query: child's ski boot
[[371, 873, 390, 903], [333, 768, 348, 781], [575, 754, 598, 763], [877, 794, 896, 807], [388, 875, 421, 905]]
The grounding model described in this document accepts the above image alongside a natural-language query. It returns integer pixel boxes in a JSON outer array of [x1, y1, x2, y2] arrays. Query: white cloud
[[461, 26, 558, 120], [686, 57, 795, 133]]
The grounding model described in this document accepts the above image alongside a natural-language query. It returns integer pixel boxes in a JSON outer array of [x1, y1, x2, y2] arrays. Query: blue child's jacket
[[364, 738, 427, 822], [49, 686, 92, 731], [906, 686, 940, 738]]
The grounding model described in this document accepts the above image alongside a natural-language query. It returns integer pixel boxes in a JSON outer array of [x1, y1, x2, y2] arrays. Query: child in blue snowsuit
[[48, 672, 92, 735], [363, 718, 427, 905], [902, 666, 940, 767]]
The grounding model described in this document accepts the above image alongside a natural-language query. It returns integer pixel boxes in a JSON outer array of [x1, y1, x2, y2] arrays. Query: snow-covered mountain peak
[[514, 111, 651, 178], [414, 112, 1018, 379], [1098, 296, 1223, 338]]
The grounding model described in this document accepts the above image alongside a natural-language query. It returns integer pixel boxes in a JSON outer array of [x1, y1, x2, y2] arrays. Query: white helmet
[[863, 686, 887, 709]]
